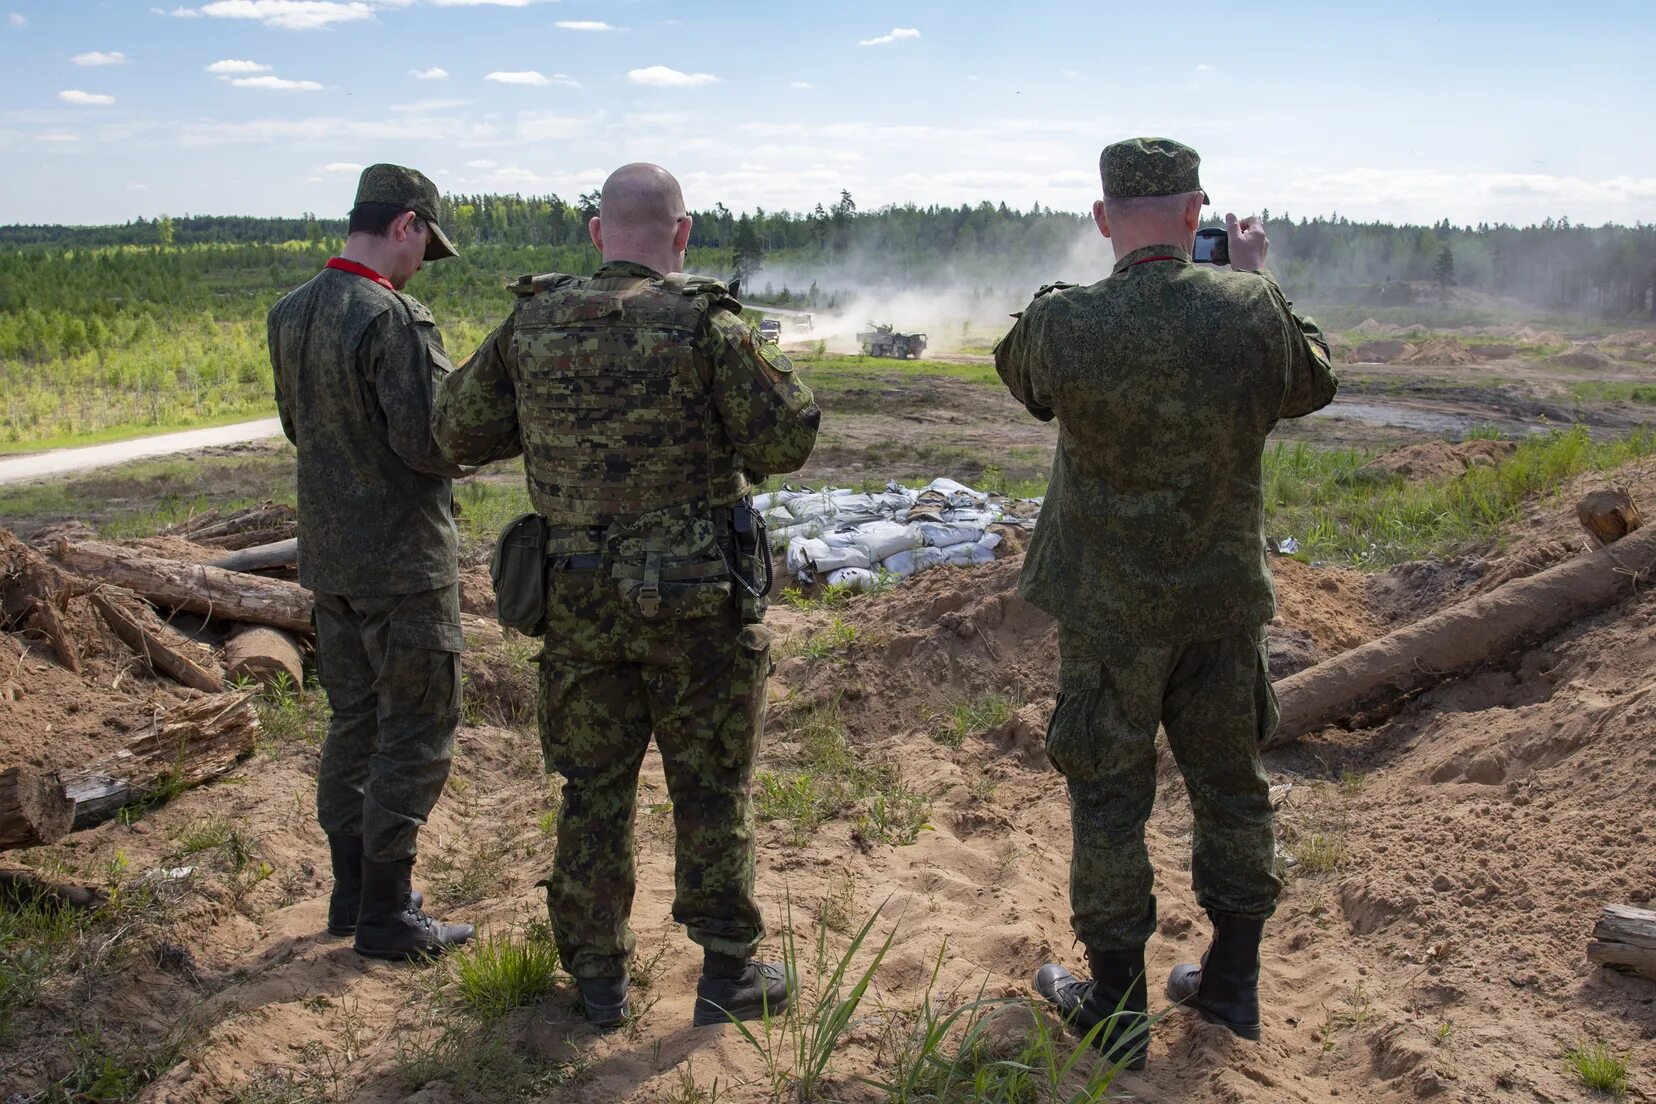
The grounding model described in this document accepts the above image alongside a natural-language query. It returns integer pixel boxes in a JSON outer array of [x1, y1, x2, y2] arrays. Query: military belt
[[559, 553, 607, 572]]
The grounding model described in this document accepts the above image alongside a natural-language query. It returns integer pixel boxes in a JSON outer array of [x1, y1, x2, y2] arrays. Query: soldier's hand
[[1226, 212, 1269, 271]]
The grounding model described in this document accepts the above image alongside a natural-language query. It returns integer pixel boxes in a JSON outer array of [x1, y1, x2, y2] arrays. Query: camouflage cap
[[1099, 137, 1210, 204], [353, 163, 457, 261]]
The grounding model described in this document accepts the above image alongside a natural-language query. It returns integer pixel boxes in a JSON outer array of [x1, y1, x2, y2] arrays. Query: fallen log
[[1587, 904, 1656, 983], [1577, 489, 1641, 548], [1269, 522, 1656, 744], [1, 530, 82, 674], [53, 540, 314, 633], [62, 692, 260, 830], [51, 540, 503, 647], [0, 763, 74, 850], [89, 589, 226, 693], [224, 624, 305, 689], [0, 867, 108, 909], [166, 502, 295, 545], [198, 525, 296, 551], [207, 538, 298, 574]]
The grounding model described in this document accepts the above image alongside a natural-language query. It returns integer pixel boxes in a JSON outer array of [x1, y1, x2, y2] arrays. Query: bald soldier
[[432, 164, 819, 1028], [996, 138, 1337, 1065]]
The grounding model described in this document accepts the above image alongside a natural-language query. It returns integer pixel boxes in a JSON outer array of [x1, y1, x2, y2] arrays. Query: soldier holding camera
[[431, 162, 819, 1029], [995, 138, 1337, 1065]]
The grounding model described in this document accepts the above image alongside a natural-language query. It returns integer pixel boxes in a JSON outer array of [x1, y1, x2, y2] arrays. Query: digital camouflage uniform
[[268, 263, 468, 865], [431, 260, 820, 979], [995, 226, 1337, 952]]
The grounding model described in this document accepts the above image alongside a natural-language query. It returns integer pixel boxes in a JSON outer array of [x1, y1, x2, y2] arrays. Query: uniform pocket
[[1254, 633, 1280, 744], [387, 618, 465, 714]]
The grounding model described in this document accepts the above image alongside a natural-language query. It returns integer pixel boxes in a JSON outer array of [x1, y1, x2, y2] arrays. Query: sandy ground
[[3, 347, 1656, 1102]]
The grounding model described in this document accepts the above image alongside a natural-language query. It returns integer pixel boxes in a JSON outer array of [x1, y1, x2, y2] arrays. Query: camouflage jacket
[[994, 244, 1337, 644], [268, 266, 466, 596], [432, 260, 820, 536]]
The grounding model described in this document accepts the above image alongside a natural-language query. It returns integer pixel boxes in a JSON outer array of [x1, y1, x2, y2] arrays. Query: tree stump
[[1577, 489, 1642, 548]]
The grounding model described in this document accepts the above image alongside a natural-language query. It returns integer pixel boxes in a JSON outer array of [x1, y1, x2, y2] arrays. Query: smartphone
[[1193, 227, 1230, 266]]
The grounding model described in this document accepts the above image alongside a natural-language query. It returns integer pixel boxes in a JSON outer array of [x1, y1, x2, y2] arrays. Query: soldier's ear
[[1092, 199, 1110, 239], [588, 215, 604, 252], [674, 214, 693, 254]]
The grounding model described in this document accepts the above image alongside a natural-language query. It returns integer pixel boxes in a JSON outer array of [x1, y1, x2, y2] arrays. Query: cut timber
[[0, 867, 107, 909], [166, 502, 295, 546], [207, 538, 298, 574], [50, 539, 503, 647], [53, 540, 314, 633], [1577, 489, 1642, 548], [62, 692, 260, 829], [0, 763, 74, 850], [0, 529, 82, 674], [1269, 522, 1656, 745], [89, 589, 226, 693], [1587, 904, 1656, 983], [224, 624, 304, 689]]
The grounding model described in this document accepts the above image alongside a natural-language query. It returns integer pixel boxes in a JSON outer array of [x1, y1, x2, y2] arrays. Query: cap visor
[[1202, 191, 1211, 205], [424, 222, 458, 261]]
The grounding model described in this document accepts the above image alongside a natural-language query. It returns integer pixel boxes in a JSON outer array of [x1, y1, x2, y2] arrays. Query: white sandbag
[[917, 521, 983, 549], [944, 540, 997, 567], [814, 545, 872, 572], [854, 520, 920, 561], [881, 546, 949, 578], [825, 567, 879, 592], [923, 477, 989, 506], [786, 538, 830, 577], [977, 531, 1003, 552]]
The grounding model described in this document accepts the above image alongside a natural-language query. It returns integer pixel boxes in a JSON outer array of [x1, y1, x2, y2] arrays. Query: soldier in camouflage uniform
[[431, 163, 819, 1028], [268, 164, 474, 961], [995, 138, 1337, 1062]]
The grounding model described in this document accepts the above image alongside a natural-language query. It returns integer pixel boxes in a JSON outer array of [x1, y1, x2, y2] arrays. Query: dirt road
[[0, 418, 286, 485]]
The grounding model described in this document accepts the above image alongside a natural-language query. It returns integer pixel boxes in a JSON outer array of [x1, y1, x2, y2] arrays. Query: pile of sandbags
[[760, 478, 1040, 591]]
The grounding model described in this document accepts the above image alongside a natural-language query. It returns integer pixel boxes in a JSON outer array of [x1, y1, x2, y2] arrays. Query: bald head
[[589, 163, 693, 275]]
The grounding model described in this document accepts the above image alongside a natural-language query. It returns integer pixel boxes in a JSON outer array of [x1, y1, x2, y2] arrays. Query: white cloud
[[1059, 68, 1080, 78], [515, 111, 585, 141], [429, 0, 540, 5], [466, 158, 496, 168], [38, 132, 81, 143], [153, 5, 200, 15], [486, 70, 578, 87], [316, 161, 362, 172], [790, 81, 812, 90], [391, 97, 475, 112], [58, 90, 116, 106], [206, 58, 271, 73], [555, 20, 618, 30], [8, 12, 26, 27], [1195, 63, 1213, 72], [189, 1, 376, 31], [627, 65, 719, 88], [231, 75, 325, 90], [73, 51, 130, 66], [858, 27, 919, 47], [410, 66, 448, 79]]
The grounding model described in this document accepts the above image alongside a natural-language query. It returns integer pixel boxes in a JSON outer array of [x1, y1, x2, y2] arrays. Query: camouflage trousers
[[537, 565, 770, 980], [1048, 624, 1282, 952], [313, 585, 463, 863]]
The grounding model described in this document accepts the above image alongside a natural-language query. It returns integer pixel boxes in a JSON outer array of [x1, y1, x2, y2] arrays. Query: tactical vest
[[510, 273, 745, 530]]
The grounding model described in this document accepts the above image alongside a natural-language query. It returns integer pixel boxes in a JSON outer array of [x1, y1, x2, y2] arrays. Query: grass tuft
[[1565, 1042, 1630, 1096], [448, 930, 562, 1020]]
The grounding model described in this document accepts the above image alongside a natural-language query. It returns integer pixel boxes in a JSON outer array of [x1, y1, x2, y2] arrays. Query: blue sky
[[1, 0, 1652, 226]]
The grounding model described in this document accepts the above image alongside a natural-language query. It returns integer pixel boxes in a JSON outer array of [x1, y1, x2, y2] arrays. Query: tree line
[[2, 194, 1653, 318]]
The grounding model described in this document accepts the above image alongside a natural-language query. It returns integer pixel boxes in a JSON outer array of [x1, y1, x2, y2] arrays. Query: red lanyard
[[326, 257, 395, 291]]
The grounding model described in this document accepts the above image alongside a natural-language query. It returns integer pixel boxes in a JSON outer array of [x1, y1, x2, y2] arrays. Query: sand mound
[[1398, 337, 1479, 367], [1467, 342, 1516, 359], [1353, 339, 1411, 363], [1553, 343, 1616, 370], [1363, 439, 1518, 482]]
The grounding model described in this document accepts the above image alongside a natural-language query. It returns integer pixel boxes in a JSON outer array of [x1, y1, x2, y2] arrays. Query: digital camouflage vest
[[510, 272, 746, 529]]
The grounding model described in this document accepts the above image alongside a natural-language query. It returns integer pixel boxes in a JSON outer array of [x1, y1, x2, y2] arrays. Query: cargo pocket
[[614, 555, 733, 621], [1254, 632, 1280, 744], [387, 618, 466, 715]]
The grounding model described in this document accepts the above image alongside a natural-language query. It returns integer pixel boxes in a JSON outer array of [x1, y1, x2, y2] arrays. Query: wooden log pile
[[1587, 904, 1656, 983]]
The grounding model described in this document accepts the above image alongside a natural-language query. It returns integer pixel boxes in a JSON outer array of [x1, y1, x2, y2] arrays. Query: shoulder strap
[[507, 271, 582, 298]]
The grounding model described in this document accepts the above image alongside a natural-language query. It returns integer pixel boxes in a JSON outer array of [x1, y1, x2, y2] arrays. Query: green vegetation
[[778, 616, 859, 661], [448, 929, 562, 1020], [1264, 427, 1656, 566], [1570, 380, 1656, 405], [929, 692, 1018, 749], [1565, 1042, 1630, 1096], [756, 702, 931, 849]]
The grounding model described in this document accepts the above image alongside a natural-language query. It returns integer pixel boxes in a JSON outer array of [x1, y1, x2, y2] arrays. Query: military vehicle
[[758, 319, 783, 344], [857, 323, 927, 359]]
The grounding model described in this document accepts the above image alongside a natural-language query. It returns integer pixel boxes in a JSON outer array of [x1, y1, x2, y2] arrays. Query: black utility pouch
[[491, 513, 549, 636]]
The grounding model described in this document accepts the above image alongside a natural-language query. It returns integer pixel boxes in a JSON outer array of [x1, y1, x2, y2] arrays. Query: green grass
[[1565, 1042, 1630, 1096], [777, 616, 859, 661], [1570, 381, 1656, 406], [448, 929, 562, 1019], [254, 675, 331, 752], [0, 406, 280, 456], [794, 353, 1002, 393], [929, 692, 1018, 749], [1264, 426, 1656, 566], [0, 449, 296, 534]]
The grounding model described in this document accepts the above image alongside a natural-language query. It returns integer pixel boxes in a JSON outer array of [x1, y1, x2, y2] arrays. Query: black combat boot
[[1035, 947, 1150, 1070], [325, 835, 424, 937], [1165, 912, 1264, 1040], [693, 951, 795, 1026], [353, 857, 473, 961], [577, 975, 630, 1029]]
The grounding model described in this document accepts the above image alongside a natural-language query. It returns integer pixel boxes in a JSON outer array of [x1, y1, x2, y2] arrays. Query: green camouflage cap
[[1099, 137, 1210, 204], [353, 163, 457, 261]]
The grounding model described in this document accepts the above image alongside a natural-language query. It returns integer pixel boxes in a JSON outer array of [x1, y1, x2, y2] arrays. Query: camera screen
[[1193, 229, 1228, 265]]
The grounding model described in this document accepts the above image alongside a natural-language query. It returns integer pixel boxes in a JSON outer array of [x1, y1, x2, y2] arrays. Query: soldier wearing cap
[[268, 162, 474, 960], [995, 138, 1337, 1063]]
